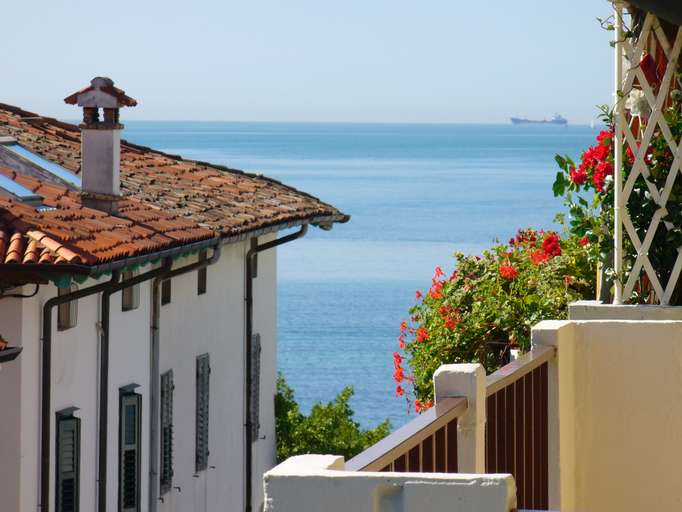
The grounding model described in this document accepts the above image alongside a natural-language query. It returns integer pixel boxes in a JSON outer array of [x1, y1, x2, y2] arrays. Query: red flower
[[569, 165, 587, 185], [449, 270, 458, 282], [434, 266, 445, 278], [396, 385, 405, 397], [592, 160, 613, 193], [444, 317, 458, 330], [499, 264, 519, 280], [414, 399, 423, 413], [564, 275, 574, 286], [428, 281, 443, 299], [398, 335, 406, 349], [393, 351, 402, 368], [579, 236, 589, 247], [542, 233, 562, 257], [530, 250, 549, 265], [415, 290, 423, 300], [596, 130, 614, 147], [416, 327, 429, 343], [393, 367, 405, 383], [400, 320, 407, 334]]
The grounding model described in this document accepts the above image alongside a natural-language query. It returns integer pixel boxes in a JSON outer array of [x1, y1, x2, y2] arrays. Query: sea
[[123, 122, 598, 430]]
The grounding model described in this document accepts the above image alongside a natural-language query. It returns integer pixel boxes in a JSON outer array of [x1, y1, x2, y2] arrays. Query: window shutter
[[160, 370, 174, 495], [119, 393, 141, 512], [250, 334, 262, 441], [56, 414, 80, 512], [195, 354, 210, 472]]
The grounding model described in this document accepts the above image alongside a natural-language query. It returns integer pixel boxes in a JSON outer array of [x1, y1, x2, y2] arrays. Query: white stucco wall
[[263, 455, 517, 512], [534, 318, 682, 512], [1, 234, 279, 512]]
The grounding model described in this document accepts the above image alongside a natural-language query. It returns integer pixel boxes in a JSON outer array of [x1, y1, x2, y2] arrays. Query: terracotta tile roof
[[0, 103, 347, 269]]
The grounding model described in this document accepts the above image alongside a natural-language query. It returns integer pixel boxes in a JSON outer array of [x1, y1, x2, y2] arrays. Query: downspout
[[97, 258, 173, 512], [40, 271, 121, 512], [149, 243, 222, 512], [244, 225, 308, 512]]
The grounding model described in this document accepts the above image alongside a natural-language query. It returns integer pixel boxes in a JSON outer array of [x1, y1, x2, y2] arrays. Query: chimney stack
[[64, 77, 137, 214]]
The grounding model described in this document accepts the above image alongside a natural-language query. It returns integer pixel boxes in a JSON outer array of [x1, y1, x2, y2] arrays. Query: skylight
[[0, 174, 42, 204], [1, 142, 81, 189]]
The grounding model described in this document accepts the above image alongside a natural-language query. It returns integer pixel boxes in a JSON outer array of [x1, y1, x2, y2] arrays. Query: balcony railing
[[345, 396, 467, 472], [346, 344, 555, 511]]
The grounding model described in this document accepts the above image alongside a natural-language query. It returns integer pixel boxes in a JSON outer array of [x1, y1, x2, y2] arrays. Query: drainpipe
[[149, 243, 222, 512], [40, 271, 121, 512], [97, 258, 173, 512], [244, 225, 308, 512]]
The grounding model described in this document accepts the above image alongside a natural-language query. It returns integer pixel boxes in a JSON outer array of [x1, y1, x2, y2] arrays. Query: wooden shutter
[[197, 251, 207, 295], [160, 370, 174, 495], [56, 414, 80, 512], [119, 393, 141, 512], [195, 354, 210, 472], [250, 334, 262, 440]]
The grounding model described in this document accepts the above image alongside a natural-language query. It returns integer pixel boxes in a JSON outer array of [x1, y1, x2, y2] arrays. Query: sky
[[2, 0, 614, 124]]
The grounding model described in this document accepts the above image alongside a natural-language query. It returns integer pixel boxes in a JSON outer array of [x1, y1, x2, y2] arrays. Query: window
[[250, 334, 262, 440], [119, 391, 141, 512], [195, 354, 210, 472], [160, 370, 174, 495], [56, 412, 80, 512], [57, 285, 78, 331], [197, 251, 207, 295], [161, 279, 171, 305], [121, 270, 140, 312]]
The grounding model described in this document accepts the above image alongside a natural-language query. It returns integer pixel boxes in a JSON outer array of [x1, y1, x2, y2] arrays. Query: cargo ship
[[510, 113, 567, 125]]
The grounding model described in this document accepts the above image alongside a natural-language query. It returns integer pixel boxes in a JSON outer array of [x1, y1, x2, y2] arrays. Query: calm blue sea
[[123, 122, 597, 429]]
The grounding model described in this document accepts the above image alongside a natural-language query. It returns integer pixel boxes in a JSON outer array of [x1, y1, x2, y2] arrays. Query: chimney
[[64, 77, 137, 214]]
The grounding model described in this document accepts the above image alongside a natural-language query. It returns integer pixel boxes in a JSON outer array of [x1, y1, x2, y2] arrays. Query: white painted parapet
[[433, 363, 486, 473], [263, 455, 516, 512]]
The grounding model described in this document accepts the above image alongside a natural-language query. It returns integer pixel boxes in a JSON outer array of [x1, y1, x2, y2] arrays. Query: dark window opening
[[57, 285, 78, 331], [56, 412, 80, 512], [121, 270, 140, 311], [161, 279, 171, 306], [119, 391, 141, 512]]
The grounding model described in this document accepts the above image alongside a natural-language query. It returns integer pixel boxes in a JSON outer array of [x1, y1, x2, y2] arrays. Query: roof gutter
[[244, 225, 308, 512]]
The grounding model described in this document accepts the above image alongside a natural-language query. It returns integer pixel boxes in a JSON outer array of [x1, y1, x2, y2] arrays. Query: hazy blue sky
[[2, 0, 614, 123]]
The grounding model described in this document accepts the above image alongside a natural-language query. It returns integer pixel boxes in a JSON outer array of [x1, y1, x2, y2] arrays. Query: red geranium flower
[[542, 233, 562, 257], [415, 290, 423, 300], [499, 264, 519, 280], [416, 327, 429, 343], [530, 250, 549, 265], [396, 385, 405, 397], [579, 236, 589, 247], [569, 165, 588, 185]]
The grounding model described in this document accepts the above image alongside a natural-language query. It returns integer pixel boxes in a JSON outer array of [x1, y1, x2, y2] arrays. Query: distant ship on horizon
[[510, 113, 568, 126]]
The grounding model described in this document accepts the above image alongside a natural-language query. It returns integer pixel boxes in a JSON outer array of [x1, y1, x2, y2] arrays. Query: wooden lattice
[[614, 8, 682, 304]]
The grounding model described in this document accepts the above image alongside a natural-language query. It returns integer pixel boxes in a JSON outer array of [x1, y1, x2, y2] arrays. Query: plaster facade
[[0, 236, 278, 512]]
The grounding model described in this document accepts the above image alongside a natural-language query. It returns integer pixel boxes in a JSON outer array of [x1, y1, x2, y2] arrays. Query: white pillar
[[613, 1, 625, 304], [433, 364, 486, 473]]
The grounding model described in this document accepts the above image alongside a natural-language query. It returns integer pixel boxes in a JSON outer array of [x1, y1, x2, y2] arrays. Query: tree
[[275, 374, 391, 462]]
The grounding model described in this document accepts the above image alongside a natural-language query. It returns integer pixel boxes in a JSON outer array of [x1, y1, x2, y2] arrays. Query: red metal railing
[[345, 396, 467, 472]]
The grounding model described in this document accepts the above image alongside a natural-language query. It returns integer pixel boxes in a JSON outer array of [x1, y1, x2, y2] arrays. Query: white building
[[0, 78, 348, 512]]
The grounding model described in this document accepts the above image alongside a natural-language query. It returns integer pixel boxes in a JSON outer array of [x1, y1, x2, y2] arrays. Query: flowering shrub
[[395, 230, 596, 410]]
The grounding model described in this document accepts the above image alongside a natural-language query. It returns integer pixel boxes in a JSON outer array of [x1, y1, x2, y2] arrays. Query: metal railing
[[486, 345, 554, 511], [345, 396, 467, 472]]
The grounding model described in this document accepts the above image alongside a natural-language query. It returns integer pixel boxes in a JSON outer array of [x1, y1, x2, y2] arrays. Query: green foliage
[[275, 374, 391, 462], [396, 231, 597, 409]]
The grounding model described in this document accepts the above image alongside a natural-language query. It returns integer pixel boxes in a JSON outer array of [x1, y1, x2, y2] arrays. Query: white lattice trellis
[[613, 4, 682, 304]]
